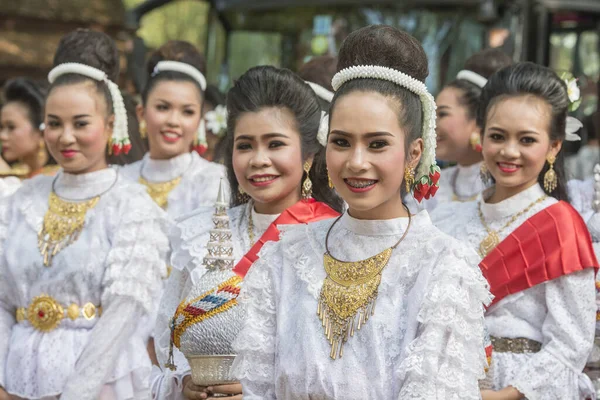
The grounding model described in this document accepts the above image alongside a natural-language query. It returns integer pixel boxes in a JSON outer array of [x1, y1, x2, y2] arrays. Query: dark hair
[[50, 29, 120, 117], [2, 78, 47, 130], [330, 25, 428, 194], [447, 48, 513, 121], [298, 56, 337, 111], [142, 41, 206, 105], [204, 85, 227, 162], [478, 62, 570, 201], [223, 65, 343, 212]]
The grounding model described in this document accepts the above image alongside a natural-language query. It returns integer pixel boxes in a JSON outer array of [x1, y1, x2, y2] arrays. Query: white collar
[[54, 167, 117, 200], [338, 209, 431, 236], [480, 183, 546, 221], [141, 152, 194, 182]]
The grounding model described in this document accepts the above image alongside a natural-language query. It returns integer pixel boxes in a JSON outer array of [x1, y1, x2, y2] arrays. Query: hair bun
[[53, 29, 120, 82], [337, 25, 428, 83], [146, 40, 206, 78]]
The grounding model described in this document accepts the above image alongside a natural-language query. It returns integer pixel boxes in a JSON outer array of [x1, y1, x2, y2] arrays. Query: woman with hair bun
[[121, 40, 225, 217], [0, 29, 169, 400], [433, 62, 598, 399], [152, 65, 342, 399], [231, 25, 490, 399]]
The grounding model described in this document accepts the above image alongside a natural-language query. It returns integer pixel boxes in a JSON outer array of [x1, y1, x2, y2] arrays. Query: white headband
[[306, 81, 334, 102], [331, 65, 439, 199], [48, 63, 130, 154], [152, 61, 207, 91], [456, 70, 488, 89]]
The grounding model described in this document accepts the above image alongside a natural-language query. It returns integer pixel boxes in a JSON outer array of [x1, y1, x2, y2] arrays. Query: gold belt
[[15, 294, 102, 332], [491, 336, 542, 354]]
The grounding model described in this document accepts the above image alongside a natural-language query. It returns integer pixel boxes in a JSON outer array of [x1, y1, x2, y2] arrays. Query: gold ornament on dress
[[302, 161, 313, 199], [543, 154, 558, 193], [38, 192, 100, 266], [318, 206, 411, 359], [477, 195, 547, 257], [15, 295, 102, 332], [139, 176, 182, 209]]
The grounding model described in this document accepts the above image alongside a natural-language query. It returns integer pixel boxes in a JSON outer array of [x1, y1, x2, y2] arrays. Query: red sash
[[480, 201, 599, 306], [233, 199, 340, 278]]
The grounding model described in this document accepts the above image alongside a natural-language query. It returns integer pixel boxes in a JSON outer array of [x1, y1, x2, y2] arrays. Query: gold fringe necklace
[[318, 206, 411, 359]]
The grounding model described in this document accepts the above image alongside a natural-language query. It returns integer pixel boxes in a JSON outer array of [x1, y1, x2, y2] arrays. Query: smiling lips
[[248, 175, 279, 187], [497, 162, 520, 173], [344, 178, 378, 193], [162, 131, 181, 143], [61, 149, 77, 158]]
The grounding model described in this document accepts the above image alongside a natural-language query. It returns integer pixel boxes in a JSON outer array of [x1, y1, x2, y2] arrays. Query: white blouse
[[232, 211, 491, 399], [151, 202, 278, 400], [432, 183, 597, 399], [407, 162, 488, 213], [120, 152, 225, 218], [0, 168, 169, 400]]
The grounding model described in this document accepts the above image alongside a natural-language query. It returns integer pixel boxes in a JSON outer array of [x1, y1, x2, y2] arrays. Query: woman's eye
[[489, 133, 504, 141], [236, 143, 251, 150], [75, 121, 89, 129], [48, 121, 60, 128], [269, 141, 285, 148], [330, 138, 349, 147], [184, 109, 195, 116], [437, 111, 449, 118], [156, 104, 168, 111], [521, 136, 536, 144], [369, 140, 388, 149]]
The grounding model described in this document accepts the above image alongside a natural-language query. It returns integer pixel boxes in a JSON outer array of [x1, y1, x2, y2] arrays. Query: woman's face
[[44, 82, 112, 174], [141, 80, 202, 160], [327, 91, 422, 220], [232, 107, 306, 215], [0, 102, 42, 162], [482, 95, 561, 197], [435, 87, 478, 162]]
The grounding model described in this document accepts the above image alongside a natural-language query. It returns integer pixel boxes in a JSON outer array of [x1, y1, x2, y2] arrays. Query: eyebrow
[[437, 105, 450, 110], [156, 99, 199, 108], [235, 132, 290, 142], [487, 126, 541, 135], [330, 129, 394, 138]]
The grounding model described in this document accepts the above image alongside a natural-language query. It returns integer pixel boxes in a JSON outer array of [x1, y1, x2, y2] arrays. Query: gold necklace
[[247, 207, 256, 246], [318, 206, 411, 360], [139, 176, 182, 209], [38, 192, 100, 266], [478, 195, 548, 257]]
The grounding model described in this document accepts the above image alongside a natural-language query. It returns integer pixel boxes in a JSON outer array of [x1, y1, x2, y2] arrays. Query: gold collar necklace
[[38, 170, 118, 266], [138, 155, 193, 209], [318, 206, 412, 359]]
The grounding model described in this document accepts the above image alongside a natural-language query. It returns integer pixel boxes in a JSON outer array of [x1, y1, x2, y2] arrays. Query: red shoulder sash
[[480, 201, 598, 306], [233, 199, 340, 278]]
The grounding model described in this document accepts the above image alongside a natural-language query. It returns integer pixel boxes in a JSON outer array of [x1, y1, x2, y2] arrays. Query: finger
[[208, 396, 242, 400], [183, 385, 209, 400], [207, 383, 242, 395]]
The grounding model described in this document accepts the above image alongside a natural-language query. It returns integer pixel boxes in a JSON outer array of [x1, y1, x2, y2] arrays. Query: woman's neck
[[253, 192, 301, 215], [347, 195, 408, 220], [455, 148, 482, 167], [22, 149, 48, 175]]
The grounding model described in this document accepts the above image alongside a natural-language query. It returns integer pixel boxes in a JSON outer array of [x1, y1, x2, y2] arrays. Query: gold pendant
[[318, 248, 392, 360], [479, 231, 500, 257], [139, 176, 182, 209], [38, 192, 99, 266]]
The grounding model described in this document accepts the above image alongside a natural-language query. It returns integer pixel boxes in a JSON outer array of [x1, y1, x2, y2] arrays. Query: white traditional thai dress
[[0, 167, 169, 400], [232, 210, 491, 399], [432, 183, 597, 399]]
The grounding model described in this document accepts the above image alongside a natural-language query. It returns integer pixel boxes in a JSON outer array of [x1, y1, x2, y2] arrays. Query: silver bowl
[[187, 354, 237, 386]]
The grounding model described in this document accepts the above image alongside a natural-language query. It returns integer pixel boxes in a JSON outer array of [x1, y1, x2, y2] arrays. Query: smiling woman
[[120, 41, 225, 217]]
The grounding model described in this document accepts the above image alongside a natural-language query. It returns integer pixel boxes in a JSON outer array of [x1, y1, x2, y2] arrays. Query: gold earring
[[238, 185, 249, 203], [302, 161, 313, 199], [480, 163, 491, 185], [544, 154, 558, 192], [470, 132, 482, 152], [139, 120, 147, 138], [327, 171, 334, 189], [404, 166, 415, 192], [38, 140, 46, 164]]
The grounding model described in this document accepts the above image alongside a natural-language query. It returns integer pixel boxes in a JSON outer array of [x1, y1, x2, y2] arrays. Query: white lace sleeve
[[60, 298, 144, 400], [508, 269, 596, 398], [568, 178, 594, 221], [398, 244, 492, 400], [0, 197, 13, 387], [231, 240, 281, 400]]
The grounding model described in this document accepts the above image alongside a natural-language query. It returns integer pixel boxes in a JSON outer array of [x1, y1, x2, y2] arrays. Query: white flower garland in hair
[[205, 105, 228, 138], [561, 74, 583, 142], [306, 81, 334, 102], [456, 70, 488, 89], [153, 61, 207, 91], [48, 63, 130, 154], [331, 65, 439, 201]]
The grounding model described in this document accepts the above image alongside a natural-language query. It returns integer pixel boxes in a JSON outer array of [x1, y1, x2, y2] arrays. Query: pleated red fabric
[[233, 199, 340, 279], [480, 201, 599, 306]]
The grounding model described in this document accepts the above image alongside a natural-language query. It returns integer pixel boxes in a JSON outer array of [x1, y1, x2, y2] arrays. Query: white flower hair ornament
[[561, 73, 583, 142], [48, 63, 130, 155], [205, 105, 228, 138], [152, 61, 209, 154], [331, 65, 440, 202]]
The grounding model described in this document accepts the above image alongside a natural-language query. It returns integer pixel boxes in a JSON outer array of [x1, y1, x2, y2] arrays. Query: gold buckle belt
[[15, 294, 102, 332], [491, 336, 542, 354]]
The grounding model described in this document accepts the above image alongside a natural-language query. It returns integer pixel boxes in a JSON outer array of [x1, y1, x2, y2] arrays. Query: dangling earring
[[327, 171, 334, 189], [139, 120, 147, 138], [404, 166, 415, 193], [237, 186, 250, 203], [544, 154, 558, 192], [470, 132, 482, 152], [37, 140, 47, 165], [302, 161, 313, 199], [193, 119, 208, 155], [480, 163, 491, 185]]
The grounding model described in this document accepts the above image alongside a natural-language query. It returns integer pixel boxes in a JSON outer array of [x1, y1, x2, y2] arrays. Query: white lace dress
[[232, 211, 491, 400], [432, 183, 597, 399], [120, 152, 225, 218], [407, 162, 488, 213], [0, 168, 170, 400], [151, 203, 278, 400]]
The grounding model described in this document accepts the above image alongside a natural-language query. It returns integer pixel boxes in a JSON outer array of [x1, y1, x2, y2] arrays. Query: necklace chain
[[451, 166, 478, 202], [477, 195, 548, 257], [247, 206, 256, 246]]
